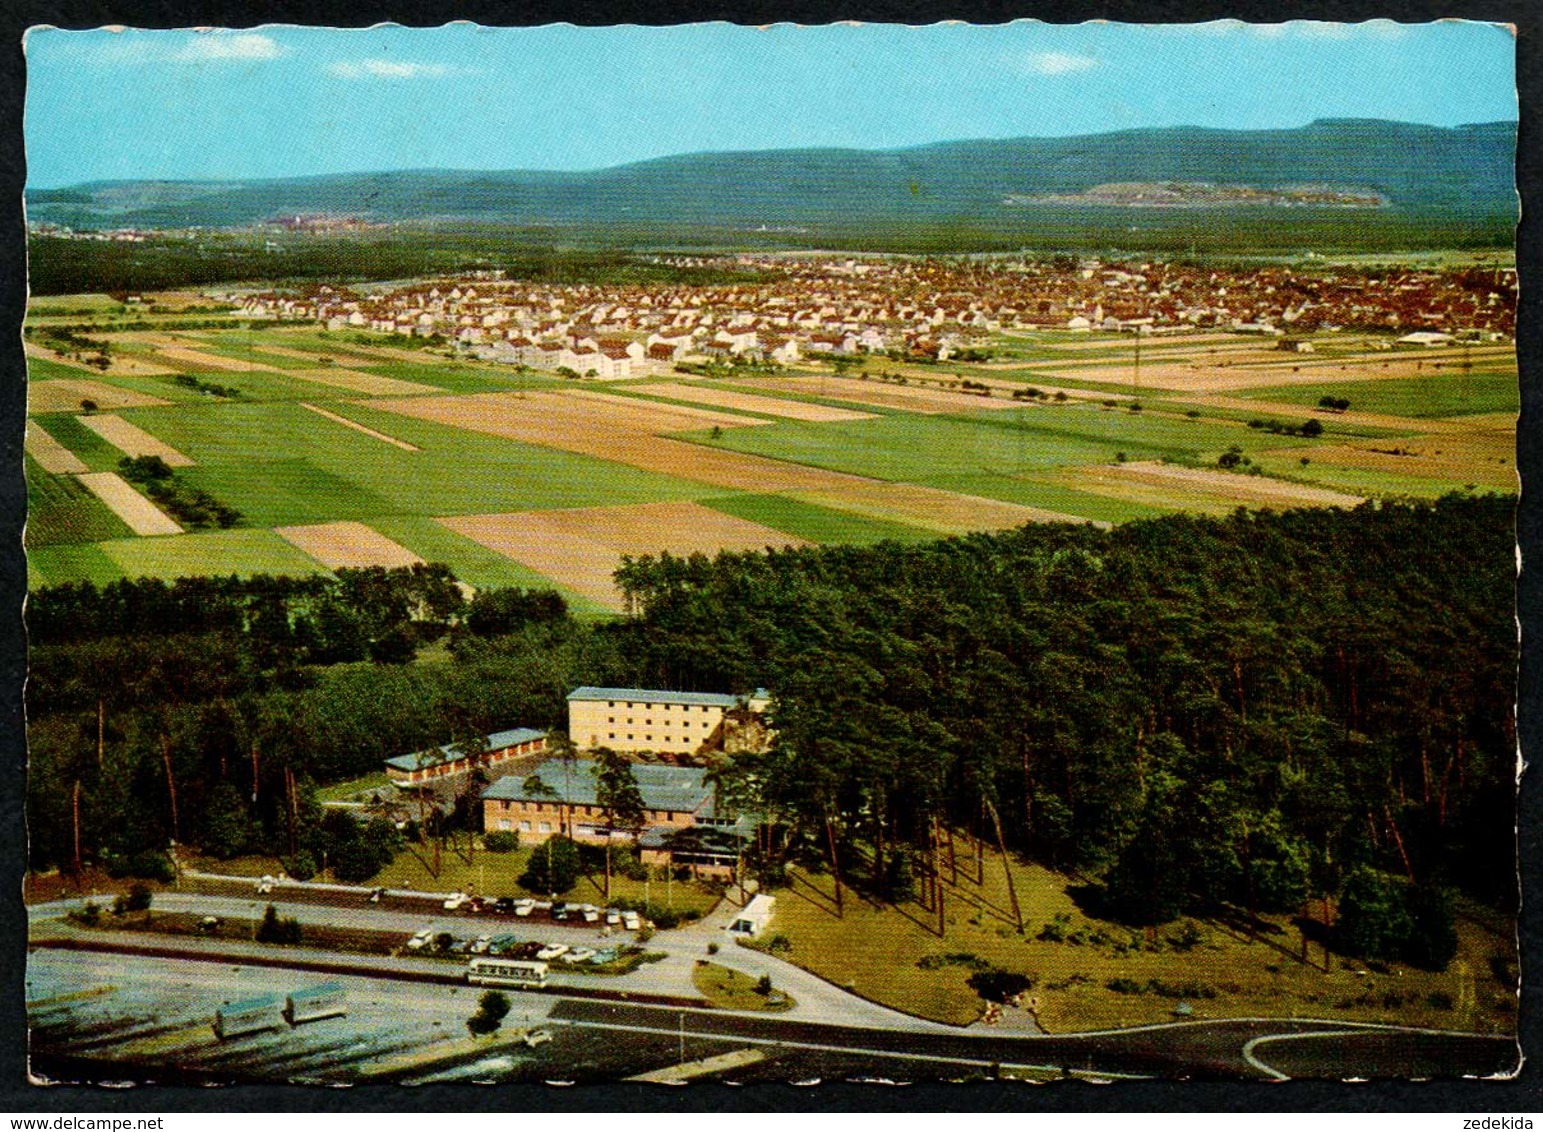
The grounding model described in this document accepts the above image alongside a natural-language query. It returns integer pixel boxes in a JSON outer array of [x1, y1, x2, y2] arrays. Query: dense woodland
[[26, 234, 776, 296], [26, 496, 1516, 964]]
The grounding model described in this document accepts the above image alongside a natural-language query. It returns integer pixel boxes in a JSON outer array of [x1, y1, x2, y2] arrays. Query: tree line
[[608, 494, 1516, 951], [26, 496, 1515, 966]]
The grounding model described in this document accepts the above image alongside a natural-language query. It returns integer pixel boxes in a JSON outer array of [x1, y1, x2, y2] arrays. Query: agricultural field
[[24, 296, 1518, 600]]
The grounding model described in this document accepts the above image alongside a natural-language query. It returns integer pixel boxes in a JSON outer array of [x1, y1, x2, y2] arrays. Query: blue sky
[[23, 20, 1517, 188]]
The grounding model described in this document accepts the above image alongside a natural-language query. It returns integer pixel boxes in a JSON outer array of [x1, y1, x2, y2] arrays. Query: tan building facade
[[481, 757, 714, 845], [566, 686, 768, 755]]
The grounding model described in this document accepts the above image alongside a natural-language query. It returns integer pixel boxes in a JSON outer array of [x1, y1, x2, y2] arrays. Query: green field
[[701, 493, 939, 544], [24, 316, 1518, 596], [30, 414, 125, 471], [689, 403, 1314, 483], [98, 528, 331, 581], [28, 543, 125, 586], [118, 400, 706, 527], [24, 456, 134, 546], [1233, 372, 1520, 419]]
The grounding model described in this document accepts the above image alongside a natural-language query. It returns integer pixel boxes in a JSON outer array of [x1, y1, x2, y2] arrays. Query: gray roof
[[483, 758, 713, 817], [567, 686, 739, 709], [385, 728, 545, 773]]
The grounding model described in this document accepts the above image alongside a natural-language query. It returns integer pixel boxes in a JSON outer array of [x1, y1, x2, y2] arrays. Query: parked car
[[443, 892, 468, 911], [622, 912, 641, 932], [581, 905, 600, 924], [470, 935, 492, 954], [467, 896, 487, 913], [406, 929, 434, 951], [493, 897, 516, 915], [367, 887, 386, 904], [567, 947, 597, 963], [255, 875, 276, 895], [514, 901, 535, 917], [604, 909, 621, 926], [535, 943, 569, 961], [523, 1028, 552, 1048], [550, 902, 570, 921]]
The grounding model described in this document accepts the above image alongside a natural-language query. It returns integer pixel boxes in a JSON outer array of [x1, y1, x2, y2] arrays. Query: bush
[[1106, 977, 1144, 995], [1334, 868, 1457, 971], [968, 969, 1035, 1003], [255, 903, 302, 944], [483, 831, 520, 853], [284, 851, 317, 881], [1403, 884, 1459, 971], [1301, 418, 1324, 438], [106, 850, 176, 883], [519, 836, 581, 894], [478, 990, 511, 1022], [75, 901, 101, 926], [755, 974, 773, 995], [1336, 867, 1413, 962], [123, 883, 153, 913], [766, 933, 793, 955]]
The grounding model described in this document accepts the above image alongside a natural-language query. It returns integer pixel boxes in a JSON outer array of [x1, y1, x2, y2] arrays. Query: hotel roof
[[483, 758, 713, 817], [567, 686, 739, 708], [385, 727, 546, 773]]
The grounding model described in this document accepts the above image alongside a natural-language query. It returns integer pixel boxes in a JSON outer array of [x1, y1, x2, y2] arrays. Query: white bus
[[466, 957, 550, 988]]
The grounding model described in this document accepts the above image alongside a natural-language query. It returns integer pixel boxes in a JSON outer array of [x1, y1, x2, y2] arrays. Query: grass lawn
[[27, 543, 124, 586], [99, 528, 332, 581], [753, 844, 1516, 1034], [700, 492, 939, 545], [25, 456, 135, 547], [367, 843, 721, 919], [1232, 371, 1520, 419], [691, 961, 795, 1012], [316, 771, 393, 804]]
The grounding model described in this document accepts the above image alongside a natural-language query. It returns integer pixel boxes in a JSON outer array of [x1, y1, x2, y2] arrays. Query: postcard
[[19, 20, 1521, 1086]]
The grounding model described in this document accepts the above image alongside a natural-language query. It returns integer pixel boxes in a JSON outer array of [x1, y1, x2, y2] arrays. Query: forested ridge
[[26, 495, 1516, 954]]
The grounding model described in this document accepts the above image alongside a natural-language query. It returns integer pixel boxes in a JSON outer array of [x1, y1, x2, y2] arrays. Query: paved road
[[29, 890, 1518, 1082], [28, 948, 1517, 1084], [29, 890, 952, 1033]]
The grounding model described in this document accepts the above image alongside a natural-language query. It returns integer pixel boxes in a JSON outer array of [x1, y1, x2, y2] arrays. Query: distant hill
[[27, 119, 1516, 236]]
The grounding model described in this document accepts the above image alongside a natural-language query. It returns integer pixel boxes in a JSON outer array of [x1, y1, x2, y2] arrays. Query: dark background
[[0, 0, 1535, 1113]]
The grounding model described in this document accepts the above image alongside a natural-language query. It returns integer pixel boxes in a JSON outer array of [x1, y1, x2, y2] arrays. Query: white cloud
[[172, 33, 283, 61], [327, 59, 462, 80], [1025, 51, 1098, 75]]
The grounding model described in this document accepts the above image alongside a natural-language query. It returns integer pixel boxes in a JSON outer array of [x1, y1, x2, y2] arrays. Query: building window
[[498, 819, 512, 831], [520, 821, 531, 832], [539, 822, 552, 833], [609, 732, 616, 739]]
